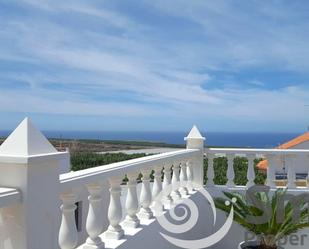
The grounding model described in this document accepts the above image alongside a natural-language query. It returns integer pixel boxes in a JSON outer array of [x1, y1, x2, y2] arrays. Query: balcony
[[0, 118, 309, 249]]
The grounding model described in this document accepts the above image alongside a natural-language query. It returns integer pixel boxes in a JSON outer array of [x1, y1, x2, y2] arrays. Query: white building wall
[[274, 141, 309, 175]]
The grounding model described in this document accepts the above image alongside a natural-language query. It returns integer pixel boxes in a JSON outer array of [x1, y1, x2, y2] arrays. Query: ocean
[[0, 130, 301, 148]]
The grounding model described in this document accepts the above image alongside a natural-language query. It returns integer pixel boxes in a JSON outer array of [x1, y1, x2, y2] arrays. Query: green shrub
[[204, 156, 266, 186], [71, 152, 147, 171], [71, 152, 266, 186]]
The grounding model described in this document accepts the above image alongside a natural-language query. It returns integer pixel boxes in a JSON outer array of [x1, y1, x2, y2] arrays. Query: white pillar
[[84, 184, 105, 249], [151, 166, 163, 215], [139, 169, 153, 219], [185, 125, 205, 187], [0, 118, 66, 249], [266, 155, 277, 188], [246, 154, 256, 188], [171, 162, 181, 201], [206, 154, 215, 187], [286, 155, 296, 188], [162, 164, 173, 209], [307, 155, 309, 188], [186, 161, 194, 193], [60, 147, 71, 174], [104, 177, 124, 240], [226, 154, 235, 187], [179, 161, 189, 197], [59, 193, 78, 249], [123, 172, 140, 228]]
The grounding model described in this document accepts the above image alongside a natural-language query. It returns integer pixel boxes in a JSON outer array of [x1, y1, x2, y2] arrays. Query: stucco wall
[[273, 141, 309, 175]]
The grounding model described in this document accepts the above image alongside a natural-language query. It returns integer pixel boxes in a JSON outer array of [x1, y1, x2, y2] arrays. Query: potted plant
[[214, 188, 309, 249]]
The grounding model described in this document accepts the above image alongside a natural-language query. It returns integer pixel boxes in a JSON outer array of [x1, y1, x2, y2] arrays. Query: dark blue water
[[0, 130, 300, 148]]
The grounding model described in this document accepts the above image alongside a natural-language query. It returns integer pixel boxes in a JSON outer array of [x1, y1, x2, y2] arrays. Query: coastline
[[0, 130, 303, 152], [0, 137, 184, 153]]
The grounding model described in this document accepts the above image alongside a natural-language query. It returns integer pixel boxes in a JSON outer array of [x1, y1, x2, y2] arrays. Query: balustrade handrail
[[206, 147, 309, 156], [59, 149, 200, 191], [205, 147, 309, 189], [0, 187, 21, 208]]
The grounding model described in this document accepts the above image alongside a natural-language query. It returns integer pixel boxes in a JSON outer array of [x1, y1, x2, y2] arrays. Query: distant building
[[257, 132, 309, 175]]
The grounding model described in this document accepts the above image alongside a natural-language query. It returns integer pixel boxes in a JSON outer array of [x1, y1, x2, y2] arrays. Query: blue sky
[[1, 0, 309, 132]]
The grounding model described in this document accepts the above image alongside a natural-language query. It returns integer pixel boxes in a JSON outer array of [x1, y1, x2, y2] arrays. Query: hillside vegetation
[[71, 152, 147, 171]]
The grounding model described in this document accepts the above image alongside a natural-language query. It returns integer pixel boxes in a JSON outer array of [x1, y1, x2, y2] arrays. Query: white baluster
[[307, 169, 309, 188], [207, 154, 215, 187], [226, 154, 235, 187], [84, 184, 105, 249], [186, 161, 194, 193], [123, 172, 140, 228], [139, 169, 153, 219], [104, 177, 124, 240], [307, 155, 309, 188], [179, 161, 189, 197], [59, 193, 78, 249], [286, 154, 296, 188], [171, 162, 182, 201], [246, 154, 256, 188], [162, 164, 173, 209], [266, 155, 276, 188], [152, 166, 164, 215]]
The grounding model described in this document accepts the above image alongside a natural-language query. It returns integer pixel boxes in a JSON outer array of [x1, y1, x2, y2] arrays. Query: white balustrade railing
[[205, 148, 309, 189], [162, 164, 173, 208], [123, 172, 140, 228], [84, 183, 105, 249], [59, 149, 199, 191], [139, 168, 153, 219], [0, 118, 204, 249], [170, 162, 181, 202], [206, 154, 215, 187], [105, 176, 124, 240], [151, 166, 163, 215], [226, 154, 235, 187], [58, 193, 78, 249], [3, 118, 309, 249], [286, 155, 296, 188], [266, 154, 276, 188], [186, 161, 194, 192], [57, 149, 200, 248], [179, 161, 189, 197], [246, 154, 256, 188]]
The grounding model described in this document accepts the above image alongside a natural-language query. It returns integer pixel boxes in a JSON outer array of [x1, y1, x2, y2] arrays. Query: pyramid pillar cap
[[184, 125, 205, 141], [0, 117, 67, 164]]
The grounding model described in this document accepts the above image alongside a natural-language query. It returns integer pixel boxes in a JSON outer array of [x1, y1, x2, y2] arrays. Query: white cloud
[[146, 0, 309, 72], [248, 80, 264, 87], [0, 89, 162, 117], [1, 0, 309, 131]]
